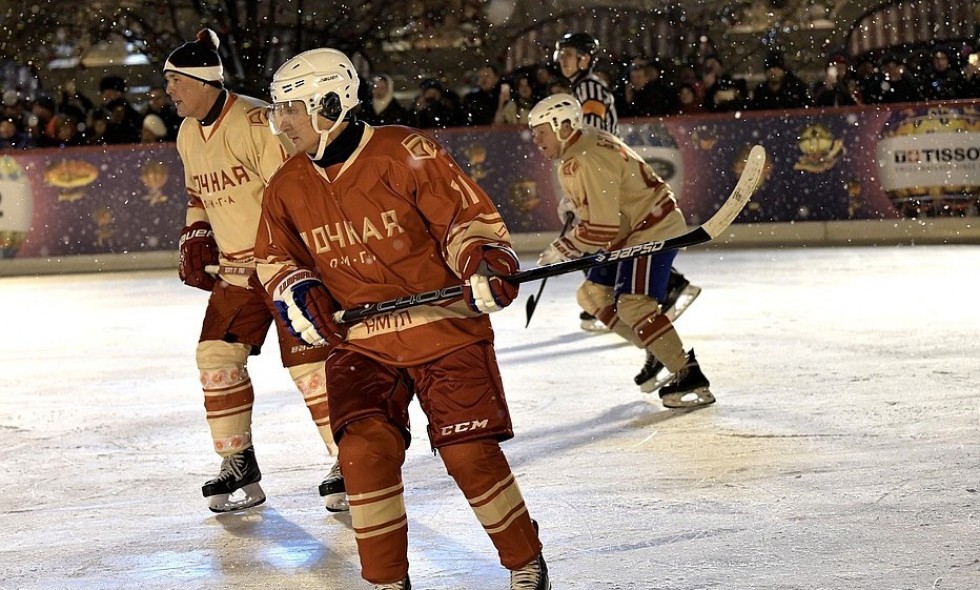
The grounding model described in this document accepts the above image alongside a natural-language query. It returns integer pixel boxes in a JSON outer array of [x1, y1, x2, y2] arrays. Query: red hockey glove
[[270, 269, 347, 347], [178, 221, 218, 291], [460, 244, 520, 314]]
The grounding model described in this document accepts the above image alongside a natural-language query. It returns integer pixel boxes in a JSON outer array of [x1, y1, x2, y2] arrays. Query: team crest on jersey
[[402, 134, 438, 160], [561, 158, 579, 176], [246, 107, 270, 126]]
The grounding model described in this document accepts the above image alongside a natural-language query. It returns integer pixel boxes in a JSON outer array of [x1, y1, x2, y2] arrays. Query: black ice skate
[[374, 576, 411, 589], [662, 268, 701, 322], [202, 446, 266, 513], [634, 351, 673, 393], [510, 552, 551, 590], [318, 459, 349, 512], [659, 350, 715, 409]]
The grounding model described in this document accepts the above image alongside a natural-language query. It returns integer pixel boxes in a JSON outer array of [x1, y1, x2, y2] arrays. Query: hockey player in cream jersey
[[529, 93, 714, 409], [165, 28, 347, 513], [553, 33, 702, 378]]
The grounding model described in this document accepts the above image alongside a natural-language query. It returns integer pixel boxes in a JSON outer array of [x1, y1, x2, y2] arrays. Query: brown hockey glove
[[178, 221, 218, 291]]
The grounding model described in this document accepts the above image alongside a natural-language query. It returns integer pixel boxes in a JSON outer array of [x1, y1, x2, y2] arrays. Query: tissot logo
[[893, 147, 980, 164]]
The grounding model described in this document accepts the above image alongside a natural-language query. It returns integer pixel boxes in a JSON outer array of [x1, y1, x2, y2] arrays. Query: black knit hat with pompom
[[164, 29, 224, 86]]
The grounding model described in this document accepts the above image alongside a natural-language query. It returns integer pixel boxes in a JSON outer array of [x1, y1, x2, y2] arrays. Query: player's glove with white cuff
[[537, 237, 582, 266], [270, 269, 347, 347], [178, 221, 218, 291], [460, 244, 521, 314], [556, 196, 579, 225]]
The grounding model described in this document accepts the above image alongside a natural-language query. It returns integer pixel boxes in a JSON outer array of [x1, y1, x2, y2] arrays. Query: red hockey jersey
[[256, 125, 513, 366]]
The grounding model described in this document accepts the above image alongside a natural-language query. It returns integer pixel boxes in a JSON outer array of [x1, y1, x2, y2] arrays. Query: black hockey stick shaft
[[333, 144, 766, 324], [524, 211, 575, 328]]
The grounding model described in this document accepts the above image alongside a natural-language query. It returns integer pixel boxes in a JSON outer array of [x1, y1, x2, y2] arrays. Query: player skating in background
[[165, 29, 346, 513], [253, 48, 551, 590], [529, 93, 714, 409], [554, 32, 701, 392]]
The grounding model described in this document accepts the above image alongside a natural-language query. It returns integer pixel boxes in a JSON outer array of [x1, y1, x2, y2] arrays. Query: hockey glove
[[178, 221, 219, 291], [537, 237, 582, 266], [556, 196, 579, 225], [270, 269, 347, 347], [460, 244, 521, 314]]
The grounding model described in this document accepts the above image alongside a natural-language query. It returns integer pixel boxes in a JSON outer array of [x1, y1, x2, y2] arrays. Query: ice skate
[[510, 552, 551, 590], [318, 459, 349, 512], [662, 268, 701, 323], [373, 576, 410, 589], [659, 350, 715, 409], [579, 310, 609, 333], [634, 351, 673, 393], [202, 446, 266, 513]]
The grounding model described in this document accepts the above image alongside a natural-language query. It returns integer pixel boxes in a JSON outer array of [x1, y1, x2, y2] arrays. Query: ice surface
[[1, 245, 978, 589]]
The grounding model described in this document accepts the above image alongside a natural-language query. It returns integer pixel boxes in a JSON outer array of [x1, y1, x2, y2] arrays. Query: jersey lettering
[[363, 310, 413, 334], [201, 195, 238, 209], [300, 209, 405, 254], [191, 165, 251, 194]]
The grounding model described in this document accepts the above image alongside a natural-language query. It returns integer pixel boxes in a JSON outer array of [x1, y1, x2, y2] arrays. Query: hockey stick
[[331, 143, 765, 324], [524, 211, 575, 328]]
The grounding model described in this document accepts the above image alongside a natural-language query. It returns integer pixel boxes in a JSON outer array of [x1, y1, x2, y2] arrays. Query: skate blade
[[207, 482, 266, 513], [639, 370, 673, 394], [661, 387, 715, 409], [323, 492, 350, 512], [664, 285, 702, 322]]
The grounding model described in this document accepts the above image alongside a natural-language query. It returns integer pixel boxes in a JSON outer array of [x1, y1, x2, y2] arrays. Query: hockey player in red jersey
[[254, 48, 551, 590], [528, 93, 714, 409], [165, 29, 346, 513]]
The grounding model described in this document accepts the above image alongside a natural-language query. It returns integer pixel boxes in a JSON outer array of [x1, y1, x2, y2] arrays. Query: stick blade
[[701, 144, 767, 239], [524, 295, 537, 328]]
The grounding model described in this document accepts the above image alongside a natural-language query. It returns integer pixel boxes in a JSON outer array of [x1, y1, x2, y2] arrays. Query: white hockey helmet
[[527, 93, 583, 134], [268, 48, 359, 135]]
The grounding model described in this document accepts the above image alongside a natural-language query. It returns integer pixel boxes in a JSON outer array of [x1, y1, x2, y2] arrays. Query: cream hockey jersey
[[552, 127, 685, 258], [176, 92, 290, 287], [256, 125, 513, 367]]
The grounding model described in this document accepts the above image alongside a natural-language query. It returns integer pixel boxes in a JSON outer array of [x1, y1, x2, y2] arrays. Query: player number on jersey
[[450, 176, 481, 209]]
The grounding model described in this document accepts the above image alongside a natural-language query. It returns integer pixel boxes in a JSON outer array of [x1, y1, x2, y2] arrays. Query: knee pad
[[289, 360, 336, 453], [576, 280, 615, 316], [615, 293, 662, 328], [288, 360, 327, 397], [196, 340, 250, 388]]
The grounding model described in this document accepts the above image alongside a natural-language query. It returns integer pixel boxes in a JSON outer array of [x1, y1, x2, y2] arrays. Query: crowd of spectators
[[359, 43, 980, 130], [0, 75, 179, 150], [3, 42, 980, 151]]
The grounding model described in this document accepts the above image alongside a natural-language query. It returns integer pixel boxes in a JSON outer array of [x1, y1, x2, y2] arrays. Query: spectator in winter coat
[[361, 74, 411, 126], [873, 54, 923, 104], [921, 46, 966, 101], [748, 51, 811, 111], [812, 53, 861, 107]]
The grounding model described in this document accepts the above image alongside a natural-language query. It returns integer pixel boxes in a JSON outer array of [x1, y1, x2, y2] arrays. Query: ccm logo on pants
[[441, 419, 489, 436]]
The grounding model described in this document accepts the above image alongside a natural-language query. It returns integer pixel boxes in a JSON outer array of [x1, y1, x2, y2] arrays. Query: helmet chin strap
[[309, 107, 348, 160], [557, 127, 577, 157]]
